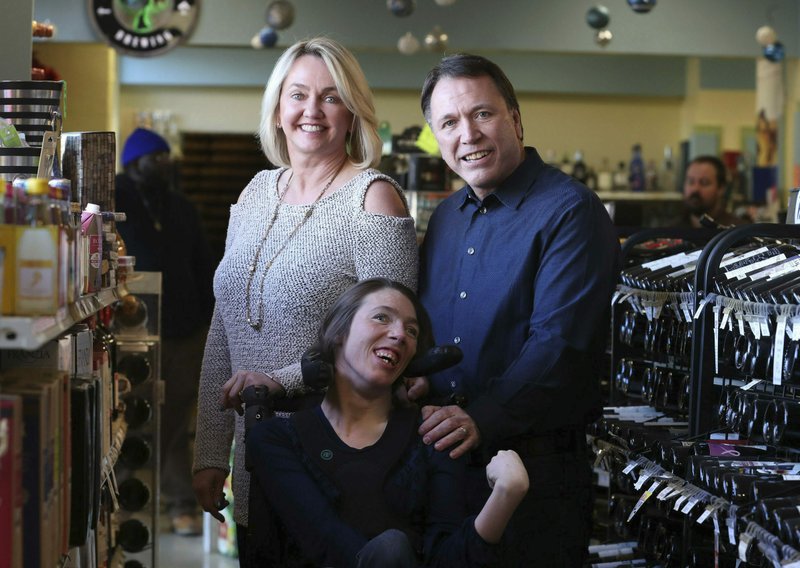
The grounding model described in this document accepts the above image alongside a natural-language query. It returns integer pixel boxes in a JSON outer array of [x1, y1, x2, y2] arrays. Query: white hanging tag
[[773, 313, 788, 386], [714, 304, 721, 374]]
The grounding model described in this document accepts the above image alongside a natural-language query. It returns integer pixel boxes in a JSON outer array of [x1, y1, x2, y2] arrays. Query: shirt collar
[[455, 147, 545, 210]]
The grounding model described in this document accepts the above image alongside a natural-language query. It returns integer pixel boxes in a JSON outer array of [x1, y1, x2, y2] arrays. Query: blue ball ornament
[[627, 0, 656, 14], [586, 6, 610, 30], [387, 0, 415, 18], [259, 27, 278, 48], [764, 41, 785, 62]]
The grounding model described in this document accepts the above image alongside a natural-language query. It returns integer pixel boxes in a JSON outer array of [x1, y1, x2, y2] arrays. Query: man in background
[[116, 128, 215, 536], [679, 155, 749, 228]]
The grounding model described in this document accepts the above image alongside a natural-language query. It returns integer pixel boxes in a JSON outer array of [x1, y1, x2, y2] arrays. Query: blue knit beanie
[[122, 128, 170, 167]]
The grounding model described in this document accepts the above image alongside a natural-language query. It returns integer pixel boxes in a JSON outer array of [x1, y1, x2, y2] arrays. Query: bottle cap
[[25, 178, 49, 195], [85, 202, 101, 214]]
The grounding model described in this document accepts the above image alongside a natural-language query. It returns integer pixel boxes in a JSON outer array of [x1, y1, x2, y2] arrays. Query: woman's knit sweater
[[192, 167, 419, 526]]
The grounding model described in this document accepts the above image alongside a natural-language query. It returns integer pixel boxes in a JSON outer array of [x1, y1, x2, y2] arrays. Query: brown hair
[[318, 278, 433, 374]]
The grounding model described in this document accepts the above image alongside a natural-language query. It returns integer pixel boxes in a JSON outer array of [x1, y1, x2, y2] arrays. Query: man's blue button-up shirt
[[419, 147, 620, 452]]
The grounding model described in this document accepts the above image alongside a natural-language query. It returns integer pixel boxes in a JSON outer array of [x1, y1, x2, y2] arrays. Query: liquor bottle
[[628, 144, 645, 192], [80, 203, 102, 293], [15, 177, 58, 315], [612, 161, 628, 191], [570, 150, 588, 185], [645, 159, 658, 192], [558, 152, 572, 175], [596, 158, 613, 192]]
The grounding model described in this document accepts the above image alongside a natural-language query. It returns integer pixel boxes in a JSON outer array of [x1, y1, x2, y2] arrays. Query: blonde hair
[[259, 37, 382, 169]]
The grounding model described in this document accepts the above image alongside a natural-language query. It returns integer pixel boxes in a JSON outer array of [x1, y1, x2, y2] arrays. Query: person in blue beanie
[[116, 127, 215, 536]]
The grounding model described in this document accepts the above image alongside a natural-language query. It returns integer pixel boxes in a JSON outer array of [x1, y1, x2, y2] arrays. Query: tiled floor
[[157, 515, 239, 568]]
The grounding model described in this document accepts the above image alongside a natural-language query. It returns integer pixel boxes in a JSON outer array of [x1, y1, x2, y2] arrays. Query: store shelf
[[596, 191, 683, 202], [0, 285, 127, 350]]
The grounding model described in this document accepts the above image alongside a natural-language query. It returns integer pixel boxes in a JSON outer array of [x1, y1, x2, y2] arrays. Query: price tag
[[656, 484, 675, 501], [622, 460, 639, 475], [741, 379, 763, 391], [681, 494, 700, 514], [634, 468, 653, 491], [694, 295, 714, 320], [774, 313, 788, 386], [626, 479, 661, 523], [748, 315, 762, 340], [760, 315, 771, 337], [721, 306, 732, 330], [714, 304, 721, 374], [697, 504, 714, 524], [727, 505, 738, 545], [738, 532, 753, 562]]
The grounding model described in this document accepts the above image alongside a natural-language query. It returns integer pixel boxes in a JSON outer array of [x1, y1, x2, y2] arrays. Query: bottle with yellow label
[[15, 178, 58, 315]]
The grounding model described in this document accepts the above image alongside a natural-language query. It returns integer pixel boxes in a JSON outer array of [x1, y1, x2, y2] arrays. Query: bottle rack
[[597, 223, 800, 566], [111, 271, 162, 568]]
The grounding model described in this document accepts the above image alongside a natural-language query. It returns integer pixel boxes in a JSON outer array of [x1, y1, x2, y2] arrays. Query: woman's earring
[[276, 122, 282, 129]]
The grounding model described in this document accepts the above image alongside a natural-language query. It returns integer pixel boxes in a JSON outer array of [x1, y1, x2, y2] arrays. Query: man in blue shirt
[[417, 54, 620, 566]]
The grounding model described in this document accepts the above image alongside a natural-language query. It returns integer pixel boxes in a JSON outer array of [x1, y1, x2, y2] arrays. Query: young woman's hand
[[486, 450, 529, 500]]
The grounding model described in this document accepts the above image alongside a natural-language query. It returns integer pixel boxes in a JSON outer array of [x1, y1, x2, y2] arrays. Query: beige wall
[[30, 43, 794, 190], [117, 86, 686, 170], [34, 42, 118, 135]]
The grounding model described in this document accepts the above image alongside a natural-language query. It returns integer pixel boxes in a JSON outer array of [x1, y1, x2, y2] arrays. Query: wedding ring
[[458, 426, 468, 436], [238, 389, 244, 399]]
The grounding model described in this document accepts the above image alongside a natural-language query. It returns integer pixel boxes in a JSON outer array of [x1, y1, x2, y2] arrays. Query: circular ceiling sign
[[88, 0, 200, 57]]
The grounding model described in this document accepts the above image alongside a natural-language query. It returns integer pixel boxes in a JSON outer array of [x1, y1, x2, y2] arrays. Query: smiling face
[[428, 75, 525, 199], [278, 54, 354, 162], [335, 289, 420, 395]]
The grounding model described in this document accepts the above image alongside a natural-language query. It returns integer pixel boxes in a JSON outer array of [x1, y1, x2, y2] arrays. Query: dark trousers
[[466, 437, 592, 567], [160, 325, 209, 516]]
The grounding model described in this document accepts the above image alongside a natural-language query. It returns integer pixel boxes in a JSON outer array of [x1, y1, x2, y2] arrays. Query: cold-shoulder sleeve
[[353, 171, 418, 292]]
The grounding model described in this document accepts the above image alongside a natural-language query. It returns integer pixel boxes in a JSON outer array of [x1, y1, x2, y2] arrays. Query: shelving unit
[[0, 286, 127, 350], [594, 223, 800, 566]]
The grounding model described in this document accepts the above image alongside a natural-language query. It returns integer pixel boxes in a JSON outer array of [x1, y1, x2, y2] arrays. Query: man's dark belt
[[505, 427, 588, 457]]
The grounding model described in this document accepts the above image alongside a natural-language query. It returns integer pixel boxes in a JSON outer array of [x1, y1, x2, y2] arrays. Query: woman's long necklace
[[245, 160, 346, 330]]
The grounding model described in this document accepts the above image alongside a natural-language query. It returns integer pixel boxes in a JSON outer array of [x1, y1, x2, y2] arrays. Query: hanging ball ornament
[[764, 41, 785, 62], [595, 29, 613, 47], [434, 0, 457, 5], [397, 32, 420, 55], [586, 5, 610, 30], [266, 0, 294, 30], [626, 0, 656, 14], [755, 25, 777, 46], [424, 25, 448, 52], [251, 26, 278, 49], [387, 0, 415, 17]]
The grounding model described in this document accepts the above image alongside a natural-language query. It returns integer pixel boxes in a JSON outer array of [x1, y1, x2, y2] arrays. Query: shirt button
[[467, 247, 475, 255], [459, 291, 467, 299], [454, 336, 461, 344], [479, 207, 487, 214]]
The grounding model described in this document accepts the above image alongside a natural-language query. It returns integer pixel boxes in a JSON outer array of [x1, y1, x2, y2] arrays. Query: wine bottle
[[117, 518, 150, 553], [119, 436, 152, 469]]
